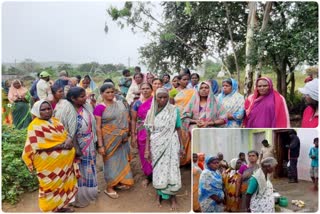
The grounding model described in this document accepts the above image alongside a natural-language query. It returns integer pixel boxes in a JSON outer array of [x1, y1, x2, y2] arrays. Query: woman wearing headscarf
[[210, 79, 220, 96], [144, 88, 184, 210], [53, 87, 98, 208], [223, 158, 242, 212], [126, 72, 144, 106], [198, 156, 225, 212], [22, 100, 78, 212], [8, 79, 32, 129], [94, 83, 134, 199], [131, 83, 154, 187], [246, 157, 278, 212], [2, 80, 13, 125], [183, 81, 227, 129], [243, 77, 290, 128], [298, 78, 318, 128], [218, 78, 245, 127]]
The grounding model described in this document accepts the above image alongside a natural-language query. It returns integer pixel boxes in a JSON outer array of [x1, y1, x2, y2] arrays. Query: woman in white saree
[[144, 88, 184, 210]]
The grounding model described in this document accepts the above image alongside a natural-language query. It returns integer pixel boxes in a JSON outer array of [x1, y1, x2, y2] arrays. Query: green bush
[[2, 125, 38, 204]]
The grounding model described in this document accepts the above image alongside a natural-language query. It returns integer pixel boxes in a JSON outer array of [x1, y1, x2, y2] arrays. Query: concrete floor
[[272, 178, 318, 212]]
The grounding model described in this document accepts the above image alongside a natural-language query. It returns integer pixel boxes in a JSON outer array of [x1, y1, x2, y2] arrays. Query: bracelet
[[97, 145, 104, 148]]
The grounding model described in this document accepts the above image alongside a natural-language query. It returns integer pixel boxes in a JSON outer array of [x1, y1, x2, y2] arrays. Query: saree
[[73, 104, 98, 207], [8, 82, 32, 129], [22, 117, 78, 212], [136, 97, 153, 176], [145, 102, 181, 197], [193, 165, 202, 211], [199, 168, 224, 212], [174, 88, 195, 166], [223, 169, 241, 212], [183, 81, 227, 129], [101, 101, 134, 188], [239, 164, 259, 211], [218, 78, 245, 127], [250, 168, 275, 212], [244, 77, 290, 128]]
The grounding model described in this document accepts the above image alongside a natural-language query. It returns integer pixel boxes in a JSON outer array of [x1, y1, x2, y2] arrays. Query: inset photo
[[192, 129, 318, 213]]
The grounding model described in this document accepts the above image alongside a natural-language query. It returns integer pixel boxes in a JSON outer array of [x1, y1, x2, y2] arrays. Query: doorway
[[273, 130, 291, 178]]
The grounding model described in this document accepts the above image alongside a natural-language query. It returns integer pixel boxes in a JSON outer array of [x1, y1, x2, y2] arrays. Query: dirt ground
[[273, 178, 318, 212], [2, 148, 191, 212]]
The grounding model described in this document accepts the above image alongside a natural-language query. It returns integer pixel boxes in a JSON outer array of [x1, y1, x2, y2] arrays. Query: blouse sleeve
[[93, 104, 106, 117], [176, 108, 182, 128], [132, 100, 142, 112]]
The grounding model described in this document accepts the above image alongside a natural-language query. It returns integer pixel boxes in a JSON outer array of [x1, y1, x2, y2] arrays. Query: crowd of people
[[193, 134, 319, 213], [1, 66, 318, 212]]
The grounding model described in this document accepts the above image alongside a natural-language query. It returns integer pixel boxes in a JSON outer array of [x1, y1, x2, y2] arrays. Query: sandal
[[56, 207, 75, 212], [115, 184, 130, 190], [104, 190, 119, 199]]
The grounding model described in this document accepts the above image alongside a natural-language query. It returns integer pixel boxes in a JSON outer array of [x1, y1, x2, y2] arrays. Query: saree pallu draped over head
[[101, 101, 134, 188], [218, 78, 245, 127], [183, 81, 227, 128], [136, 96, 154, 176], [22, 117, 78, 212], [174, 88, 195, 166], [244, 77, 290, 128], [144, 96, 181, 197], [199, 157, 225, 212]]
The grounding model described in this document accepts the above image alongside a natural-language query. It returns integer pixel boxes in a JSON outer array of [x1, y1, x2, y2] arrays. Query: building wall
[[296, 129, 318, 181]]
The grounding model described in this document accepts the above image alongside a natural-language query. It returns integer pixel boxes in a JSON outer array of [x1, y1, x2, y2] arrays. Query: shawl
[[8, 80, 29, 103], [244, 77, 290, 128]]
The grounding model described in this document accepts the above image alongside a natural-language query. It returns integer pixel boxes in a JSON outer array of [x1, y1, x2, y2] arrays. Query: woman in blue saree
[[199, 156, 225, 212]]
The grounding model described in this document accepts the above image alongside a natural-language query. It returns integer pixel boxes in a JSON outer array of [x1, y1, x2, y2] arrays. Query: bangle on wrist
[[97, 145, 103, 148]]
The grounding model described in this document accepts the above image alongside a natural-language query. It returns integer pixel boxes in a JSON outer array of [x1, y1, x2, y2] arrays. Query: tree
[[18, 59, 41, 74], [57, 64, 73, 72], [254, 2, 318, 98], [107, 2, 248, 73], [77, 62, 100, 74]]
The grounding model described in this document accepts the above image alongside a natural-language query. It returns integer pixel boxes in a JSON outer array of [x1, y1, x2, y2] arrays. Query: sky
[[2, 1, 157, 67]]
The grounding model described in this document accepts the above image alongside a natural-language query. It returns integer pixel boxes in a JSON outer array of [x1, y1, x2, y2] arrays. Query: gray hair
[[261, 157, 278, 167]]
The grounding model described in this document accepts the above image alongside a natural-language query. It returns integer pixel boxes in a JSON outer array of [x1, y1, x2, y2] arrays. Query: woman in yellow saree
[[173, 73, 195, 166], [22, 100, 78, 212]]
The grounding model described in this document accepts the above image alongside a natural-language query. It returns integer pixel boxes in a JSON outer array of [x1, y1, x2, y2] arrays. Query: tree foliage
[[107, 2, 248, 73]]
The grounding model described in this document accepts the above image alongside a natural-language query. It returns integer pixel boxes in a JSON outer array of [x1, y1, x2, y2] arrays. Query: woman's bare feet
[[170, 196, 178, 211], [141, 178, 150, 188], [156, 194, 162, 208]]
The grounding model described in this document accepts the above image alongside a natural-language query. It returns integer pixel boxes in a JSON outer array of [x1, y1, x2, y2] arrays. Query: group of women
[[21, 72, 184, 212], [12, 67, 317, 212], [195, 151, 278, 213]]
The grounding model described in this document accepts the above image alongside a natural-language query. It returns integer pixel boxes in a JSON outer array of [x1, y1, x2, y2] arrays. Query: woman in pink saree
[[131, 83, 154, 187], [244, 77, 290, 128]]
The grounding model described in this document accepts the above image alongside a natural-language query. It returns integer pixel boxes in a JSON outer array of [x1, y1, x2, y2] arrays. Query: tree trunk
[[244, 2, 257, 98], [276, 58, 287, 98], [289, 72, 295, 98], [255, 2, 272, 81], [224, 2, 240, 86]]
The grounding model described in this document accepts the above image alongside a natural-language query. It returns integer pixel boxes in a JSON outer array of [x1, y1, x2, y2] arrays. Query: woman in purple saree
[[131, 83, 154, 187]]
